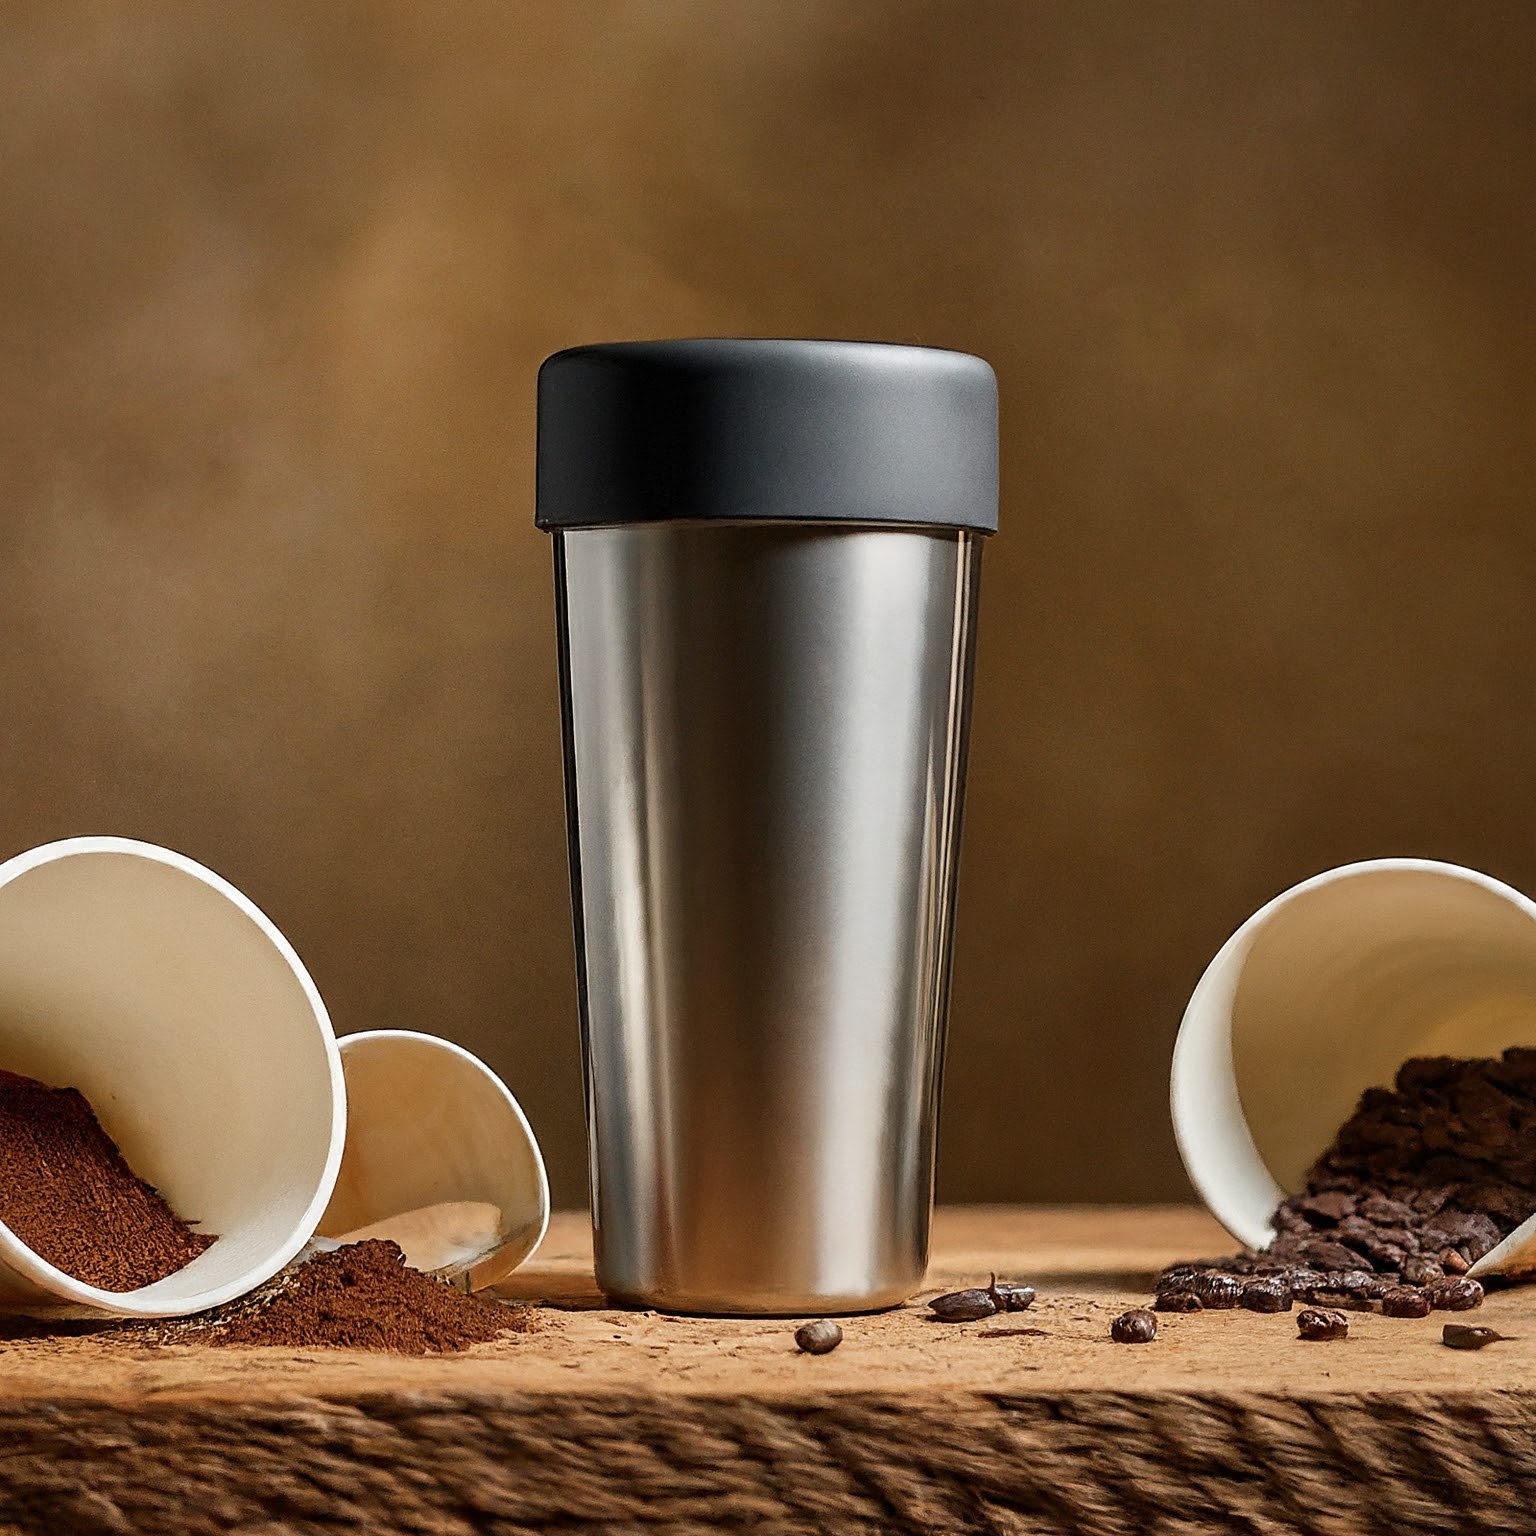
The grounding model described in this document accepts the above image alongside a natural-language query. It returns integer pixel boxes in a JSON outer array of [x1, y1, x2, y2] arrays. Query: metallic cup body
[[555, 521, 981, 1313]]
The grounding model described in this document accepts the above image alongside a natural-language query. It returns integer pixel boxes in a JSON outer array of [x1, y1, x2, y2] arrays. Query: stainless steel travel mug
[[537, 340, 997, 1313]]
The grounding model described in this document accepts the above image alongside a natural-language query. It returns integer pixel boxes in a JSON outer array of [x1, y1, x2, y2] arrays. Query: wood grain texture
[[4, 1208, 1536, 1533]]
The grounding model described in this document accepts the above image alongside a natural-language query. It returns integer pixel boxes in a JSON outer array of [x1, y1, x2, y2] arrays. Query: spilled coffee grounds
[[140, 1240, 531, 1354], [1157, 1050, 1536, 1314], [0, 1069, 214, 1290]]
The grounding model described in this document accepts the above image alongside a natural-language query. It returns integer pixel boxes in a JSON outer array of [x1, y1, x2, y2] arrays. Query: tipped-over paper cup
[[0, 837, 345, 1317], [1172, 857, 1536, 1278], [316, 1030, 549, 1291]]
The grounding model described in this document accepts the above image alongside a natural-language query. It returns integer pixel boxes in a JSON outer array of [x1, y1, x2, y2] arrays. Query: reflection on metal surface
[[556, 522, 980, 1313]]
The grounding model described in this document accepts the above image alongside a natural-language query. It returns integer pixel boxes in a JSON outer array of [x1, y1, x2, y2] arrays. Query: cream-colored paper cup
[[1171, 857, 1536, 1277], [0, 837, 345, 1317], [317, 1030, 549, 1291]]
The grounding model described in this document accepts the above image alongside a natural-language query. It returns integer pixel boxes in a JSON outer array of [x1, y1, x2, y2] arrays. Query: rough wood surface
[[4, 1207, 1536, 1533]]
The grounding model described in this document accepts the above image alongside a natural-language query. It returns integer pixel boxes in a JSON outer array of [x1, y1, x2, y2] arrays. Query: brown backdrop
[[2, 1, 1534, 1208]]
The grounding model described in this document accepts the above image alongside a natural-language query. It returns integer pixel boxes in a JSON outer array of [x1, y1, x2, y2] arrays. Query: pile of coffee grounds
[[1155, 1050, 1536, 1315], [0, 1069, 214, 1291], [138, 1240, 531, 1354]]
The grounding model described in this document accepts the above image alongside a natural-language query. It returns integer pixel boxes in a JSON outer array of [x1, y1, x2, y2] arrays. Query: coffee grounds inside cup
[[133, 1238, 531, 1353], [1156, 1049, 1536, 1311], [0, 1069, 215, 1291]]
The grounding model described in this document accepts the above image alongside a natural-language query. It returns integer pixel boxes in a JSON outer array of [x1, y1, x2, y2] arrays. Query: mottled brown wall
[[1, 2, 1533, 1208]]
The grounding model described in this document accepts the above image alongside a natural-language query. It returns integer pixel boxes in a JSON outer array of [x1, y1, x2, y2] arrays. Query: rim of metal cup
[[0, 836, 346, 1317]]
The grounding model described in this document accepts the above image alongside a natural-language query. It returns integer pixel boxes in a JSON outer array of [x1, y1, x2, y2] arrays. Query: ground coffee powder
[[0, 1069, 214, 1291], [140, 1239, 532, 1354], [1156, 1050, 1536, 1314]]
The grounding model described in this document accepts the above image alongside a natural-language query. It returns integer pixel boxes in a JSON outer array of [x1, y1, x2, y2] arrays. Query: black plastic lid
[[536, 339, 997, 534]]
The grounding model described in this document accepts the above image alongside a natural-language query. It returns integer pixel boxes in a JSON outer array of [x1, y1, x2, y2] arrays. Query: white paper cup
[[0, 837, 345, 1317], [1171, 857, 1536, 1275], [316, 1030, 549, 1290]]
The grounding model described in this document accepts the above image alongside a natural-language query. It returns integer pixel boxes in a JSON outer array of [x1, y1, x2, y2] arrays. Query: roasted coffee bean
[[1153, 1289, 1202, 1313], [1240, 1279, 1291, 1313], [1459, 1185, 1533, 1226], [1296, 1307, 1349, 1341], [1442, 1323, 1508, 1350], [1297, 1192, 1354, 1226], [1110, 1309, 1157, 1344], [1301, 1241, 1361, 1272], [794, 1319, 843, 1355], [1401, 1255, 1444, 1287], [1279, 1266, 1326, 1293], [1191, 1272, 1242, 1309], [1396, 1056, 1463, 1095], [1329, 1269, 1386, 1302], [1336, 1214, 1376, 1248], [1381, 1286, 1431, 1318], [1357, 1195, 1417, 1226], [1427, 1277, 1484, 1312], [1440, 1248, 1471, 1275], [1425, 1211, 1502, 1254], [928, 1287, 998, 1322], [1155, 1267, 1199, 1293], [990, 1278, 1036, 1312]]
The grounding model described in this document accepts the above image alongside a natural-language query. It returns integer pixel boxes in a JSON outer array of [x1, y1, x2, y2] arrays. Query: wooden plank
[[2, 1207, 1534, 1534]]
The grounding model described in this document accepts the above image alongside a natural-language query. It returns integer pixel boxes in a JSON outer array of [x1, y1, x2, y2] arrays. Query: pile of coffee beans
[[1153, 1051, 1536, 1320]]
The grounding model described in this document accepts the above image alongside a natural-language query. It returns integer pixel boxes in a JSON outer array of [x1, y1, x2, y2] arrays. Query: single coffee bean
[[1301, 1241, 1361, 1273], [1364, 1242, 1407, 1273], [1240, 1279, 1291, 1313], [989, 1277, 1036, 1312], [794, 1319, 843, 1355], [1297, 1191, 1354, 1225], [1192, 1273, 1243, 1309], [1297, 1307, 1349, 1341], [1426, 1211, 1502, 1258], [1329, 1269, 1383, 1302], [1154, 1289, 1202, 1313], [1427, 1277, 1484, 1312], [1280, 1266, 1326, 1297], [1400, 1255, 1444, 1287], [1110, 1309, 1157, 1343], [1440, 1248, 1471, 1275], [1381, 1286, 1431, 1318], [1357, 1195, 1416, 1226], [1442, 1323, 1507, 1350], [928, 1287, 998, 1322]]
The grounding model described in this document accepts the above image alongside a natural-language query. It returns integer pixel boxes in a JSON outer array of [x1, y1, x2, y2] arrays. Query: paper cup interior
[[0, 838, 344, 1316], [1173, 859, 1536, 1252], [318, 1030, 549, 1286]]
